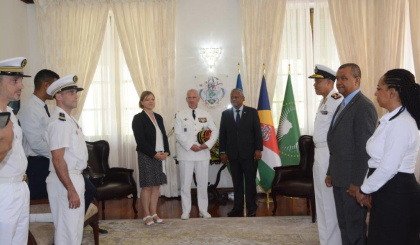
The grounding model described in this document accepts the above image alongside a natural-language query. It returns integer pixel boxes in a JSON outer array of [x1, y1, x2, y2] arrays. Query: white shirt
[[145, 112, 164, 152], [233, 105, 244, 122], [46, 107, 88, 172], [313, 89, 342, 144], [17, 94, 50, 158], [361, 106, 420, 194], [0, 106, 27, 178]]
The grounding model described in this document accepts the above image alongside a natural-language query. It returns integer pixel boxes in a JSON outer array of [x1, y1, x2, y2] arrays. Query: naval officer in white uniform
[[45, 75, 87, 245], [309, 65, 343, 245], [175, 89, 218, 220], [0, 57, 31, 245]]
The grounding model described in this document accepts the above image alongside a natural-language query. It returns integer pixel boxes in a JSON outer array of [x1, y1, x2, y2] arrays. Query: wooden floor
[[98, 192, 312, 220]]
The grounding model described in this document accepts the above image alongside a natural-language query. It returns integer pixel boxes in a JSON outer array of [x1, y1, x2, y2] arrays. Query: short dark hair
[[34, 69, 60, 90], [139, 91, 154, 109], [338, 63, 361, 78], [382, 69, 420, 129], [231, 88, 244, 97]]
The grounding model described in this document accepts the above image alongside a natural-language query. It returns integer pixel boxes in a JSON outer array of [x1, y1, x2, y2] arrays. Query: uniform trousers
[[0, 181, 29, 245], [179, 160, 209, 214], [333, 186, 367, 245], [26, 156, 50, 200], [46, 172, 85, 245], [313, 146, 341, 245]]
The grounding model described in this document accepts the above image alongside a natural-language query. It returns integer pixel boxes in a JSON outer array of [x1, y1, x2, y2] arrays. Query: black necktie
[[235, 109, 241, 126], [44, 104, 50, 118], [192, 110, 196, 120]]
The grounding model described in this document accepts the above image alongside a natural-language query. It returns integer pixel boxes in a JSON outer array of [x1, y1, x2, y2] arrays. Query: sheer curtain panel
[[271, 0, 314, 135]]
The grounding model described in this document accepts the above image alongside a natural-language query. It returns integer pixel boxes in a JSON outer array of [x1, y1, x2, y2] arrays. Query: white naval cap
[[0, 57, 31, 77], [47, 74, 84, 97], [308, 64, 336, 81]]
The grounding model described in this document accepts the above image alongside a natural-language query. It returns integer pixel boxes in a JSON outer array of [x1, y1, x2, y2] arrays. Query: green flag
[[276, 74, 300, 165]]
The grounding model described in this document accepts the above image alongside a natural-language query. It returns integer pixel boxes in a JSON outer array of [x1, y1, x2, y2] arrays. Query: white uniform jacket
[[0, 106, 27, 177], [313, 89, 343, 145], [46, 107, 88, 172], [174, 108, 218, 161]]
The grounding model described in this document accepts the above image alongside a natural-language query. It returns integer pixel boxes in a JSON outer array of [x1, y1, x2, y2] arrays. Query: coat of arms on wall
[[198, 76, 225, 107]]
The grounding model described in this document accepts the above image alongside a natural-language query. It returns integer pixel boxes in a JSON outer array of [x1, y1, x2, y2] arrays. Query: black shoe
[[227, 209, 242, 217], [99, 228, 108, 234], [247, 210, 256, 217]]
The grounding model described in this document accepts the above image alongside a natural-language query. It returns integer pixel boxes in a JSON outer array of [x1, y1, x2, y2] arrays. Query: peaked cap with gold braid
[[0, 57, 31, 77], [308, 64, 336, 81], [46, 74, 84, 97]]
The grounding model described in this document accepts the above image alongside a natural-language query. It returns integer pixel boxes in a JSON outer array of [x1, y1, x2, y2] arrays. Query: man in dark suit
[[219, 88, 263, 217], [326, 63, 377, 245]]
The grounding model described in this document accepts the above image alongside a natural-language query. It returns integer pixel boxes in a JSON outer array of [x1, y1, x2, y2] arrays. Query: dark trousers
[[333, 186, 367, 245], [26, 156, 50, 200], [84, 175, 97, 214], [368, 170, 420, 245], [229, 157, 258, 212]]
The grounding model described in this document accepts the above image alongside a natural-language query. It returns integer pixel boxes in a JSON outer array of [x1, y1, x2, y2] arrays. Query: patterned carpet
[[82, 216, 319, 245]]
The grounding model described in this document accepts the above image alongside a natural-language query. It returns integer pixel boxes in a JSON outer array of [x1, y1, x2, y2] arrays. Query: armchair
[[271, 135, 316, 222], [86, 140, 138, 216]]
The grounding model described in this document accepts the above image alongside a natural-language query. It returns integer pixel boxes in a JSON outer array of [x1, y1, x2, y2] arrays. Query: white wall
[[175, 0, 242, 188], [0, 0, 34, 104]]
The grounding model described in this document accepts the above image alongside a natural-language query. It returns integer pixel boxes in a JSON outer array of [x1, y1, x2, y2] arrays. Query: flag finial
[[263, 63, 266, 75], [238, 62, 240, 73], [288, 64, 291, 74]]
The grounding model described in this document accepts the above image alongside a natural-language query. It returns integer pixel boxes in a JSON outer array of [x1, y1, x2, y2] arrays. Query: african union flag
[[276, 73, 300, 165]]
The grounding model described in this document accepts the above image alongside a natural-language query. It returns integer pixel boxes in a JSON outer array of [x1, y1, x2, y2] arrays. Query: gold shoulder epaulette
[[59, 112, 66, 121], [331, 93, 342, 100]]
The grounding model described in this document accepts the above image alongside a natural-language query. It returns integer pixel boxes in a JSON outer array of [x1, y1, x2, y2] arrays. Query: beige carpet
[[82, 216, 320, 245]]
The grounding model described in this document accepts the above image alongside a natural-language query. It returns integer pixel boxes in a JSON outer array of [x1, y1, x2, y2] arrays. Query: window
[[79, 12, 139, 168], [272, 1, 340, 135]]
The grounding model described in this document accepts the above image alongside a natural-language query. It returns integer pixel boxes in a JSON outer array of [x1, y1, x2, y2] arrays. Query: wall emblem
[[199, 76, 225, 107]]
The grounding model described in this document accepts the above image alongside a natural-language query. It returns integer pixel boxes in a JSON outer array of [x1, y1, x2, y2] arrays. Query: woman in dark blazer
[[132, 91, 170, 226]]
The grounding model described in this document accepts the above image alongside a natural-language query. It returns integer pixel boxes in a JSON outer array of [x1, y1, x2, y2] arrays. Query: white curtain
[[79, 13, 142, 197], [272, 0, 314, 135], [239, 0, 287, 107], [409, 0, 420, 183], [311, 0, 341, 133], [409, 0, 420, 78], [111, 0, 178, 197], [34, 0, 109, 120], [328, 0, 406, 117]]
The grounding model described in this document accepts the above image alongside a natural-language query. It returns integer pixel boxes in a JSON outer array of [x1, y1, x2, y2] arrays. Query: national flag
[[256, 75, 281, 191], [276, 73, 300, 165], [236, 73, 243, 90]]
